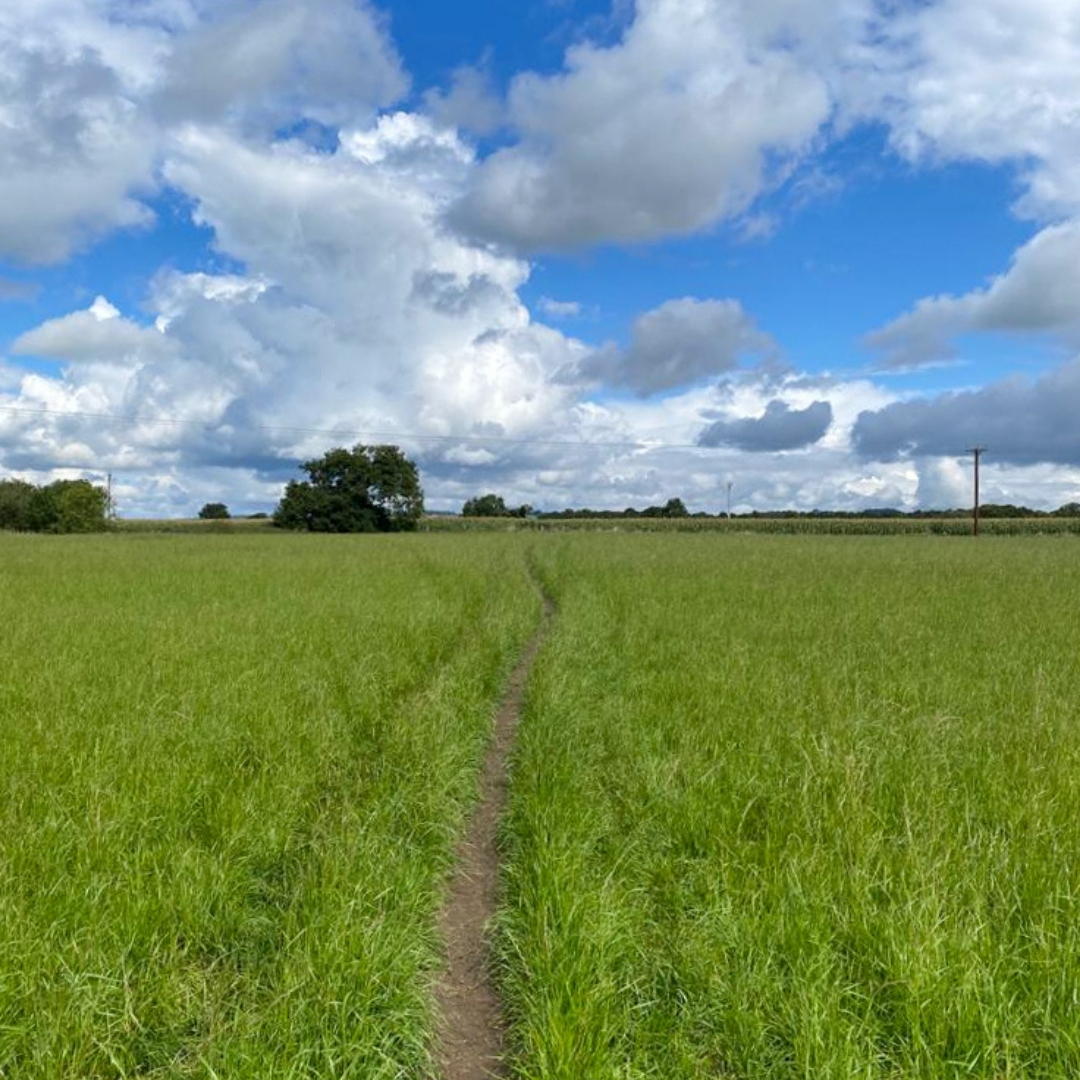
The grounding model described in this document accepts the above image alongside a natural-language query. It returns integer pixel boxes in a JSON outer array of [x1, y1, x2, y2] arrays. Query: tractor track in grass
[[432, 579, 554, 1080]]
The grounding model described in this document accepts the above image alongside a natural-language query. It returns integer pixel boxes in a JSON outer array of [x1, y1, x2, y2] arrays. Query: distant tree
[[198, 502, 231, 520], [52, 480, 109, 532], [462, 493, 510, 517], [1053, 502, 1080, 517], [274, 444, 423, 532], [11, 480, 109, 533], [0, 478, 107, 532], [0, 479, 36, 531], [639, 498, 690, 519], [26, 486, 57, 532], [978, 503, 1034, 519]]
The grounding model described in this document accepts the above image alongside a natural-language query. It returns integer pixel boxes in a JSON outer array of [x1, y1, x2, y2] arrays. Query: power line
[[0, 403, 717, 453]]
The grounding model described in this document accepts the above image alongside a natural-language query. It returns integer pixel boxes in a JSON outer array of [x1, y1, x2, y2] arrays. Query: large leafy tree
[[50, 480, 110, 532], [0, 479, 36, 530], [274, 444, 423, 532], [0, 478, 107, 533]]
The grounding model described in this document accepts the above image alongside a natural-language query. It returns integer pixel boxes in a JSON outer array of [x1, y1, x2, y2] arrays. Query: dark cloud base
[[853, 359, 1080, 467], [698, 399, 832, 451]]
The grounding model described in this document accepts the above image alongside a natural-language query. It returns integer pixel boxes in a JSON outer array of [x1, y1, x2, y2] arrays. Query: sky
[[2, 0, 1080, 517]]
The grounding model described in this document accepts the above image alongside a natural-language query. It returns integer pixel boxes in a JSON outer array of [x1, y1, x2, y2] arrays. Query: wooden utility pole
[[726, 480, 733, 519], [968, 447, 985, 536]]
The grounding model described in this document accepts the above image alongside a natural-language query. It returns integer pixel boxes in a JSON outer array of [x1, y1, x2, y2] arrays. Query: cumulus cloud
[[449, 0, 839, 250], [847, 0, 1080, 382], [0, 114, 588, 501], [5, 0, 1080, 515], [857, 0, 1080, 221], [864, 295, 977, 372], [866, 220, 1080, 368], [574, 298, 775, 396], [698, 399, 833, 451], [424, 64, 504, 136], [0, 24, 157, 263], [0, 0, 406, 265], [152, 271, 269, 329], [156, 0, 407, 130], [914, 456, 970, 510], [13, 297, 175, 363], [852, 358, 1080, 466]]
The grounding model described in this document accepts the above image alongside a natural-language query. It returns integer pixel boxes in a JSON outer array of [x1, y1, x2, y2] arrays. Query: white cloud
[[866, 219, 1080, 368], [857, 0, 1080, 221], [5, 0, 1080, 515], [914, 457, 969, 510], [12, 297, 175, 364], [0, 361, 25, 393], [574, 297, 775, 396], [424, 64, 504, 136], [449, 0, 839, 250], [156, 0, 407, 130], [152, 271, 269, 330], [0, 0, 406, 265], [442, 445, 498, 467], [0, 114, 587, 504], [0, 25, 158, 263], [895, 455, 1080, 512]]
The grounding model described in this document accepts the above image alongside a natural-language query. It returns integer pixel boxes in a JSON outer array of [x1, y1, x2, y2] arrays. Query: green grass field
[[504, 534, 1080, 1078], [0, 533, 536, 1078], [3, 531, 1080, 1078]]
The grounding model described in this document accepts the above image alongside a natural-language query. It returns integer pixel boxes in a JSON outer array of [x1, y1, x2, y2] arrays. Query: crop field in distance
[[2, 530, 1080, 1078], [113, 514, 1080, 537], [421, 516, 1080, 537]]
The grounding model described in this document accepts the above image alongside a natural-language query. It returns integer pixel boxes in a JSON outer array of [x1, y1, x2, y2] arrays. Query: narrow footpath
[[432, 585, 554, 1080]]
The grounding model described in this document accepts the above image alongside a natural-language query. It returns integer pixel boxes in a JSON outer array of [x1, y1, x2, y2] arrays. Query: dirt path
[[432, 586, 553, 1080]]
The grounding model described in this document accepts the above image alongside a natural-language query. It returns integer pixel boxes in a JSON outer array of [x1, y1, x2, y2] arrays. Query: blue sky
[[2, 0, 1080, 516]]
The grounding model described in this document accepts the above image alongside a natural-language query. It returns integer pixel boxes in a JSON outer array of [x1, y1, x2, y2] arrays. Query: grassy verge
[[0, 533, 537, 1078], [502, 534, 1080, 1078]]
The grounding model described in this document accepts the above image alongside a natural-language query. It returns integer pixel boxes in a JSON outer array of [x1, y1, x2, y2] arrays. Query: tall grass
[[0, 533, 537, 1078], [502, 534, 1080, 1078]]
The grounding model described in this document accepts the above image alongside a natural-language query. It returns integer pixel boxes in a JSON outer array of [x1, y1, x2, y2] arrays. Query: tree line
[[461, 494, 694, 519], [6, 447, 1078, 536], [0, 446, 424, 536], [0, 479, 109, 533], [461, 496, 1080, 520]]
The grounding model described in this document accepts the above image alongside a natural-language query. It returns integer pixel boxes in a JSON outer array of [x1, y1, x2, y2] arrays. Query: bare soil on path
[[432, 588, 554, 1080]]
